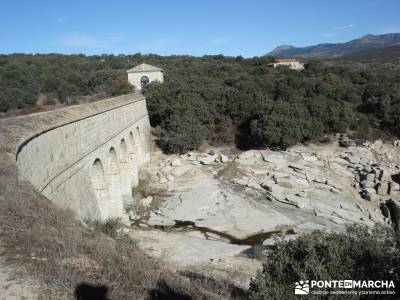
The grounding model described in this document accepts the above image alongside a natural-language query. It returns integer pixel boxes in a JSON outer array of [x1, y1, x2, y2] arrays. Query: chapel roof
[[127, 63, 164, 73]]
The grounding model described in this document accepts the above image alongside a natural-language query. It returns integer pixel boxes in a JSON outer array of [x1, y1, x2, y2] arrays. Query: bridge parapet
[[1, 93, 151, 220]]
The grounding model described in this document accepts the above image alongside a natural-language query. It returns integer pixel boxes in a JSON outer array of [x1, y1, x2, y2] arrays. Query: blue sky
[[1, 0, 399, 57]]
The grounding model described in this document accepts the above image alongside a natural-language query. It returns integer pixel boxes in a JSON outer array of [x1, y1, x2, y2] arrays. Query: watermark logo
[[294, 280, 310, 295], [294, 280, 395, 296]]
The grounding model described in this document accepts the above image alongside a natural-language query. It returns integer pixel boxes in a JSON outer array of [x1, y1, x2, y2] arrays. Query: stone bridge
[[4, 93, 150, 220]]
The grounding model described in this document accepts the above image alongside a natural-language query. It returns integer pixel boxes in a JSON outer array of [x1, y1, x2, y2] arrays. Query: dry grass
[[0, 156, 238, 299]]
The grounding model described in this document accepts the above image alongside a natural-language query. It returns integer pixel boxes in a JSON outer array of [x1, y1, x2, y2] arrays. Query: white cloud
[[59, 33, 108, 48], [333, 24, 355, 31], [320, 24, 355, 39]]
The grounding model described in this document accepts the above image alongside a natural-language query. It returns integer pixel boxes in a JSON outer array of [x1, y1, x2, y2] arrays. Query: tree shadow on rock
[[75, 283, 108, 300]]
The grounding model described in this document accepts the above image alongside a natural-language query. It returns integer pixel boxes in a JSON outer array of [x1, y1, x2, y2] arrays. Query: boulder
[[375, 182, 389, 196], [260, 180, 275, 192], [252, 168, 268, 175], [285, 195, 309, 209], [150, 175, 159, 182], [393, 140, 400, 147], [361, 188, 375, 201], [388, 182, 394, 195], [341, 154, 361, 164], [374, 168, 384, 180], [237, 150, 261, 160], [246, 181, 264, 191], [220, 154, 229, 163], [170, 158, 181, 167], [313, 176, 328, 184], [364, 165, 373, 173], [171, 166, 190, 177], [198, 154, 217, 165], [354, 173, 360, 183], [159, 177, 169, 184], [161, 165, 173, 173], [141, 196, 153, 207], [276, 175, 309, 189], [233, 178, 250, 186], [339, 138, 356, 148], [186, 155, 198, 162], [360, 179, 375, 189], [301, 154, 318, 162], [364, 173, 376, 182], [261, 153, 288, 169], [119, 214, 131, 227], [295, 191, 307, 198]]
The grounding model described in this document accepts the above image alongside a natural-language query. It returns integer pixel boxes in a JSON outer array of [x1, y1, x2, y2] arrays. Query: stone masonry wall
[[14, 93, 151, 220]]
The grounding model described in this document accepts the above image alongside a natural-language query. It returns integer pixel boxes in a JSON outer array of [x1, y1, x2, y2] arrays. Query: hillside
[[334, 44, 400, 62], [1, 53, 400, 153], [267, 33, 400, 58]]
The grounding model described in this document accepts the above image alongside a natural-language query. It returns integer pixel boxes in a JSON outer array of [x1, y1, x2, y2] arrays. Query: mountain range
[[267, 33, 400, 58]]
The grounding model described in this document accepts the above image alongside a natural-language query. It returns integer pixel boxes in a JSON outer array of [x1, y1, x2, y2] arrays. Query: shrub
[[91, 218, 122, 239], [249, 113, 307, 149], [157, 120, 207, 154], [108, 75, 134, 96], [249, 225, 400, 300]]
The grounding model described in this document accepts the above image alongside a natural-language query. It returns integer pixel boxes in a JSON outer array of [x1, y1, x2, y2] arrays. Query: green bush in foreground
[[249, 225, 400, 300], [91, 218, 122, 239]]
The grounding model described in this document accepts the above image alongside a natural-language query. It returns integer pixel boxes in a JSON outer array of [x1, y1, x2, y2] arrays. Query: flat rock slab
[[129, 229, 249, 264], [128, 229, 259, 289], [150, 175, 296, 239]]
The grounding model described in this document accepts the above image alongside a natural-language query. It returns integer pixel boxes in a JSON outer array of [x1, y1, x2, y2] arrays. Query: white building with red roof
[[268, 58, 304, 70]]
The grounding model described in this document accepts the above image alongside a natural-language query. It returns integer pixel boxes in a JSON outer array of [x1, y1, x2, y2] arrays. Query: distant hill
[[335, 44, 400, 62], [267, 33, 400, 58]]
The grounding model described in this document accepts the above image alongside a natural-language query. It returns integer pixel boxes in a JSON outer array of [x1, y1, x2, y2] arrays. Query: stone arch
[[92, 159, 106, 190], [134, 126, 143, 163], [129, 131, 136, 153], [108, 147, 119, 174], [136, 126, 141, 139], [120, 139, 128, 163], [103, 147, 124, 218], [92, 158, 111, 219]]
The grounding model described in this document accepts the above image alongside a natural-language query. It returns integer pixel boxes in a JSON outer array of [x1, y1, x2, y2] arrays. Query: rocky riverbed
[[122, 137, 400, 288]]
